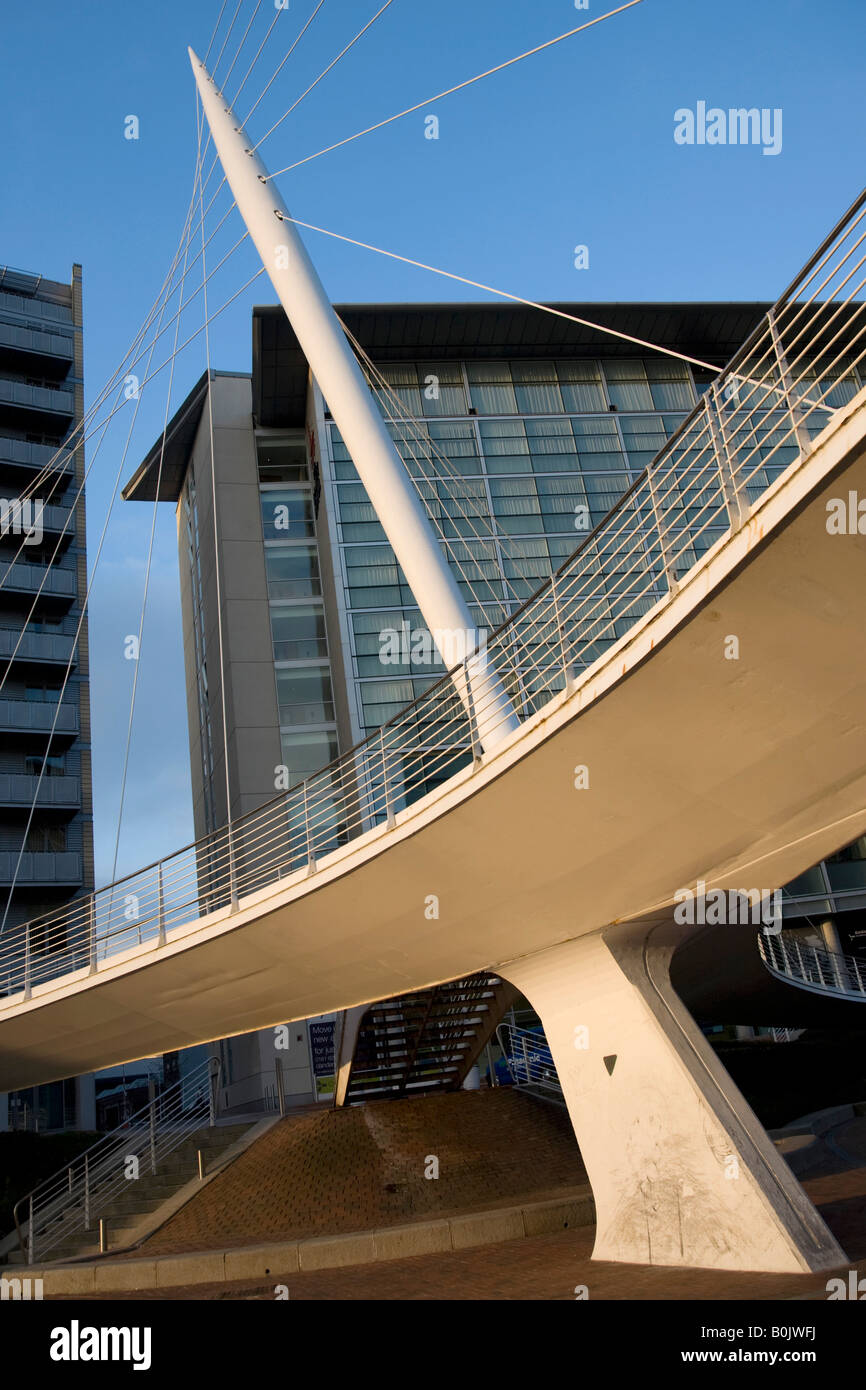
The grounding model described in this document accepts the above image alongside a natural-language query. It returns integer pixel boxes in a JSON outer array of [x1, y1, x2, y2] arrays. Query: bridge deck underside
[[2, 401, 866, 1090]]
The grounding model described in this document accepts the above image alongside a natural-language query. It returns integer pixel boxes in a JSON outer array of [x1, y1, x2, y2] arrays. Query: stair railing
[[11, 1054, 221, 1266]]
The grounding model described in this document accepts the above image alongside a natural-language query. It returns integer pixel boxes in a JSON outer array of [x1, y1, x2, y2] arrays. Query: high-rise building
[[124, 300, 866, 1110], [0, 263, 95, 1132]]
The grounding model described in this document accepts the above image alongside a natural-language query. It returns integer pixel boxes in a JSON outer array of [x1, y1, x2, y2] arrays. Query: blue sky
[[0, 0, 863, 883]]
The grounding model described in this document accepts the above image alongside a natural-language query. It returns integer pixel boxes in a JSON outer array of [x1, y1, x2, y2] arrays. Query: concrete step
[[98, 1198, 173, 1219]]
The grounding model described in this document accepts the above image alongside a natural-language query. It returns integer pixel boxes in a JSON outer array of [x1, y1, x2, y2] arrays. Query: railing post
[[466, 671, 482, 764], [551, 573, 573, 695], [157, 862, 166, 948], [521, 1035, 529, 1088], [709, 382, 747, 532], [23, 920, 31, 1000], [208, 1066, 217, 1129], [303, 782, 316, 875], [646, 461, 678, 595], [767, 307, 813, 458], [381, 732, 395, 829], [27, 1194, 34, 1267], [88, 897, 97, 975], [148, 1076, 157, 1175], [227, 822, 239, 913], [794, 937, 805, 983], [83, 1155, 90, 1231], [275, 1057, 286, 1117]]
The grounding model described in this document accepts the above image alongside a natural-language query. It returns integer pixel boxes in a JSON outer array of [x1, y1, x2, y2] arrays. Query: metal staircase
[[344, 973, 516, 1102]]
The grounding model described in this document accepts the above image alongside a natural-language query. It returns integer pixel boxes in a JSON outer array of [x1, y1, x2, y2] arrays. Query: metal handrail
[[496, 1022, 561, 1095], [0, 189, 864, 1007], [758, 930, 866, 1001], [12, 1055, 221, 1265]]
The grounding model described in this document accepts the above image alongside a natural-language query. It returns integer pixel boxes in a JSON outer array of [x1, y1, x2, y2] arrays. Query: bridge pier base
[[500, 916, 846, 1273]]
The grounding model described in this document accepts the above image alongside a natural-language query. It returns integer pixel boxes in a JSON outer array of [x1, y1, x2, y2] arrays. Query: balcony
[[0, 502, 77, 552], [0, 628, 76, 668], [0, 699, 79, 737], [0, 320, 73, 376], [0, 439, 74, 482], [0, 775, 80, 809], [0, 379, 73, 412], [0, 851, 81, 886], [0, 378, 75, 433], [0, 562, 76, 606]]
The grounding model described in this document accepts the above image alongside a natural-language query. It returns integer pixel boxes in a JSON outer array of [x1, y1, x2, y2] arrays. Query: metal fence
[[496, 1023, 562, 1096], [1, 187, 865, 1007]]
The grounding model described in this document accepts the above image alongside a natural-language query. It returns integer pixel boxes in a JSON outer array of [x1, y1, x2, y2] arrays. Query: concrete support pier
[[501, 917, 846, 1273]]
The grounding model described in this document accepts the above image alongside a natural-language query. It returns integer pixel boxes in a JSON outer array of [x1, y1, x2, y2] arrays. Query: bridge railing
[[759, 929, 866, 1000], [0, 188, 865, 1004]]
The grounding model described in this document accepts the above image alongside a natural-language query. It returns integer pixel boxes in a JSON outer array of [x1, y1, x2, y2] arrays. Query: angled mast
[[188, 49, 518, 751]]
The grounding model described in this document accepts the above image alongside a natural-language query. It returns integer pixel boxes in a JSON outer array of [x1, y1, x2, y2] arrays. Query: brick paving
[[134, 1089, 588, 1256], [58, 1219, 866, 1302]]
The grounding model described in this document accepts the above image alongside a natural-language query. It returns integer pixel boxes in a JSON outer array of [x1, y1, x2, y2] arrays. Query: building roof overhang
[[126, 300, 773, 500]]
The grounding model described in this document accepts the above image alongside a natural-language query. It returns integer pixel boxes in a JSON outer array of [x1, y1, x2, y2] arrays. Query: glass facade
[[325, 356, 697, 735], [0, 264, 94, 1130], [258, 435, 338, 790], [316, 349, 866, 933]]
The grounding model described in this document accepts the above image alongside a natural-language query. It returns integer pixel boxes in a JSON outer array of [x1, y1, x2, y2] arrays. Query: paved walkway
[[57, 1223, 865, 1302], [53, 1157, 866, 1302]]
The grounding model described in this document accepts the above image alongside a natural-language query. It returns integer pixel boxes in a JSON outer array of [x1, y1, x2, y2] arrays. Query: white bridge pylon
[[189, 48, 519, 752]]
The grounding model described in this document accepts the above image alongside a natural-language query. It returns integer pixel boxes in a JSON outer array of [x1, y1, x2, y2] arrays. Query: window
[[417, 363, 467, 417], [344, 544, 407, 609], [427, 420, 479, 471], [571, 418, 625, 471], [25, 683, 62, 702], [556, 361, 607, 413], [270, 605, 328, 661], [276, 668, 335, 725], [257, 438, 308, 483], [511, 362, 563, 415], [488, 477, 543, 534], [26, 753, 65, 777], [260, 488, 315, 540], [603, 360, 654, 412], [479, 420, 530, 474], [359, 677, 436, 729], [619, 415, 669, 472], [645, 359, 695, 411], [466, 362, 518, 415], [526, 418, 578, 473], [25, 824, 67, 853], [264, 545, 321, 599], [280, 730, 338, 784], [379, 364, 423, 418]]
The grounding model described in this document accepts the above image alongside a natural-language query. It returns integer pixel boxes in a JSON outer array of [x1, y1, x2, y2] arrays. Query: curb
[[32, 1190, 595, 1295]]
